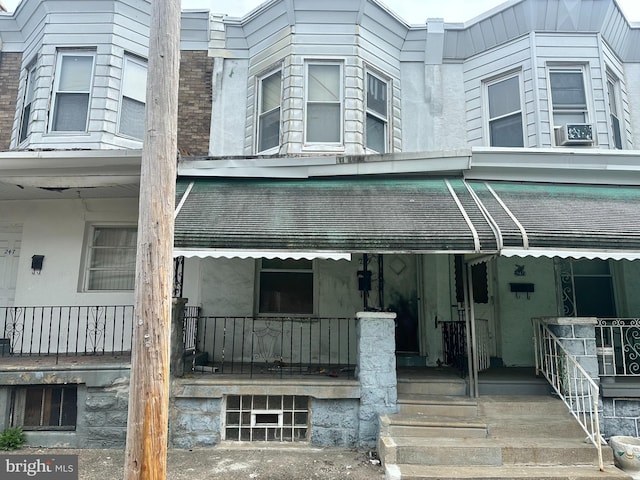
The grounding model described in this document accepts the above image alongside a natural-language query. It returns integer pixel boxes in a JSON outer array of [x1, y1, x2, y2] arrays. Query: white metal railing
[[595, 318, 640, 376], [532, 318, 604, 472]]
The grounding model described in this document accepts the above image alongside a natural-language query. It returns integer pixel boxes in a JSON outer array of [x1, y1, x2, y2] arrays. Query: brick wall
[[178, 50, 213, 156], [0, 52, 22, 151]]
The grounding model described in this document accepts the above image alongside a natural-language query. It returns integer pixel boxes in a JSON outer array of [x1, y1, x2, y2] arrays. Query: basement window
[[11, 385, 77, 431], [224, 395, 308, 442]]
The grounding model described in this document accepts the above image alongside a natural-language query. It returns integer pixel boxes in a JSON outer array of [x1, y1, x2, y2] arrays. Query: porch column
[[356, 311, 398, 447], [170, 297, 188, 377], [542, 317, 599, 380]]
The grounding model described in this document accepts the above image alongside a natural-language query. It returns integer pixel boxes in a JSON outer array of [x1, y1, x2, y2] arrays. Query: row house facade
[[2, 0, 640, 475]]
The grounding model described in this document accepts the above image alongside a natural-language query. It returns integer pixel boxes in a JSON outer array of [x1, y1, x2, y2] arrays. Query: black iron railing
[[184, 316, 357, 378], [0, 306, 134, 358]]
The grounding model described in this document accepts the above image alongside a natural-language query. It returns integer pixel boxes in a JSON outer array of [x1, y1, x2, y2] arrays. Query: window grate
[[224, 395, 308, 442]]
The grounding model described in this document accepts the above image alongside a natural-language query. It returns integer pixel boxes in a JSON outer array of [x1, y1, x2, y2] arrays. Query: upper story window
[[258, 259, 314, 315], [50, 50, 95, 132], [305, 62, 342, 144], [19, 63, 37, 144], [549, 67, 588, 127], [83, 225, 137, 291], [486, 73, 524, 147], [366, 71, 389, 152], [257, 69, 282, 153], [606, 73, 623, 149], [119, 55, 148, 139]]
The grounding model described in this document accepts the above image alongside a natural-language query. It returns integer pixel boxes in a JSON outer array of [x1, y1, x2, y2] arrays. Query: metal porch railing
[[595, 318, 640, 376], [184, 315, 357, 378], [440, 318, 490, 374], [532, 317, 604, 471], [0, 306, 134, 359]]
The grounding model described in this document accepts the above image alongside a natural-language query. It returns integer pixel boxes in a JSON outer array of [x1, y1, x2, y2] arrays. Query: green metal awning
[[173, 177, 499, 258], [469, 181, 640, 260]]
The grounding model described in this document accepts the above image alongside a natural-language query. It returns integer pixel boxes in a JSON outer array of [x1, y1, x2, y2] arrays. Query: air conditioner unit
[[555, 123, 594, 146]]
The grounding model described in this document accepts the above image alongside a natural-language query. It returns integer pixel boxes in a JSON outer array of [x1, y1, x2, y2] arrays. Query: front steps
[[379, 395, 630, 480]]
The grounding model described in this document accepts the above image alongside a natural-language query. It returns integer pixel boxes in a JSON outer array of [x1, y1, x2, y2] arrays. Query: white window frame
[[256, 67, 282, 154], [365, 69, 390, 153], [304, 60, 343, 146], [118, 54, 148, 139], [548, 65, 591, 137], [82, 225, 137, 292], [606, 72, 623, 149], [484, 71, 525, 147], [256, 258, 316, 316], [49, 49, 96, 133], [19, 62, 37, 144]]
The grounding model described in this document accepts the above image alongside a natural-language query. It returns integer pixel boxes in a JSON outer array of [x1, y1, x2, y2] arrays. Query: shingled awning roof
[[468, 181, 640, 260], [174, 177, 498, 258], [174, 177, 640, 261]]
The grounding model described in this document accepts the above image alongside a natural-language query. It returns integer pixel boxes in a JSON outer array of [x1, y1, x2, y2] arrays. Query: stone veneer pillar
[[540, 317, 599, 380], [356, 311, 398, 447]]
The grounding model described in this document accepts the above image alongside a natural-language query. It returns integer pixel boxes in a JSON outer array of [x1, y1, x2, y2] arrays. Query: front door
[[0, 227, 22, 307]]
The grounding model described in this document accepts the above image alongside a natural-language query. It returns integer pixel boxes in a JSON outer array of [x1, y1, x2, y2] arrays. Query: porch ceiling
[[173, 177, 499, 256], [470, 181, 640, 259]]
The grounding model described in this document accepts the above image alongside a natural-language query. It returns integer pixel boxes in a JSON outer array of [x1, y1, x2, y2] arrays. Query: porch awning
[[173, 177, 499, 256], [468, 181, 640, 260]]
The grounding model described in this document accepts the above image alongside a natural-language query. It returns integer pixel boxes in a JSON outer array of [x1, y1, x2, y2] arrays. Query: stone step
[[487, 416, 586, 438], [385, 463, 631, 480], [380, 436, 608, 467], [398, 395, 478, 417], [380, 413, 487, 438], [397, 378, 466, 396]]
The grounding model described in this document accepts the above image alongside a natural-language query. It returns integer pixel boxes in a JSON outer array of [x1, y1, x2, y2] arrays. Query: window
[[257, 69, 282, 153], [119, 55, 147, 139], [50, 51, 95, 132], [549, 68, 588, 127], [84, 226, 137, 291], [607, 74, 623, 149], [305, 62, 342, 144], [258, 259, 314, 314], [486, 74, 524, 147], [11, 386, 77, 431], [557, 258, 616, 318], [19, 63, 36, 143], [366, 71, 389, 152]]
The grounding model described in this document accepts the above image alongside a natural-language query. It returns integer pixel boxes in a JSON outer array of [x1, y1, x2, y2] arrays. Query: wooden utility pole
[[123, 0, 180, 477]]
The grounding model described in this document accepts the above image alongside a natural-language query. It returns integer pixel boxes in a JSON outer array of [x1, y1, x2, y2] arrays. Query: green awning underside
[[174, 178, 640, 259]]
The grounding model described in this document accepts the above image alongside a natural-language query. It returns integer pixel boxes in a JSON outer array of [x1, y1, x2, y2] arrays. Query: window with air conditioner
[[19, 63, 37, 143], [305, 62, 343, 145], [257, 68, 282, 153], [118, 55, 148, 139], [549, 67, 593, 146], [257, 259, 314, 315], [485, 73, 524, 147], [365, 71, 389, 152], [83, 226, 137, 291], [50, 50, 95, 132]]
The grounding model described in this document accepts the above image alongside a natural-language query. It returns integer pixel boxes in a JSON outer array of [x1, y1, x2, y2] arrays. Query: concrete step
[[380, 413, 487, 438], [398, 395, 478, 417], [385, 463, 631, 480], [478, 395, 570, 417], [487, 416, 586, 438], [380, 436, 609, 467], [397, 378, 466, 396]]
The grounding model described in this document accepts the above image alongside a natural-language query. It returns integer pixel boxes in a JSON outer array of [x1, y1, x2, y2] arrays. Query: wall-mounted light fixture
[[31, 255, 44, 274]]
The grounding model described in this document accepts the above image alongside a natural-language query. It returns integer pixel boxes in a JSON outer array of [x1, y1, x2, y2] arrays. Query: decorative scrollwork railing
[[595, 318, 640, 376]]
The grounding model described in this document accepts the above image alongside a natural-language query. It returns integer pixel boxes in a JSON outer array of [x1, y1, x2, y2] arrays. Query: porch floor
[[0, 353, 131, 371]]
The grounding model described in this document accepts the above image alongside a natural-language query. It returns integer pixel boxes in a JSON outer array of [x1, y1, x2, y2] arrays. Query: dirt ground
[[21, 445, 386, 480]]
